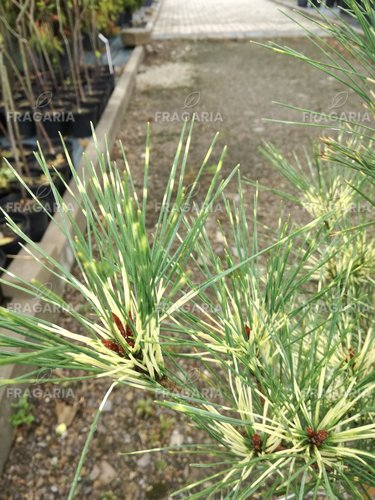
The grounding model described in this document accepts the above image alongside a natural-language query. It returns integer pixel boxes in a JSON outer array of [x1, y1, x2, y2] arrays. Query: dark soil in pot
[[5, 160, 62, 212], [59, 83, 77, 94], [26, 156, 71, 191], [22, 139, 74, 160], [13, 97, 30, 107], [2, 151, 33, 168], [5, 197, 49, 242], [55, 91, 78, 104], [63, 94, 100, 117], [33, 83, 57, 98], [8, 176, 57, 214], [44, 138, 74, 155], [0, 212, 29, 255]]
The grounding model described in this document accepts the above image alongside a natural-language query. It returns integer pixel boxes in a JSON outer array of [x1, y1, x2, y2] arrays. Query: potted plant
[[0, 51, 49, 244], [0, 210, 29, 256]]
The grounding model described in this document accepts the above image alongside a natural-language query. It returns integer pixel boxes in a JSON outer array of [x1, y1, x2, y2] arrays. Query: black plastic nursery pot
[[11, 139, 74, 165], [12, 110, 36, 139], [82, 97, 100, 117], [26, 182, 57, 214], [28, 179, 59, 214], [64, 92, 100, 110], [29, 157, 71, 180], [100, 75, 115, 91], [31, 92, 75, 139], [96, 65, 113, 76], [88, 77, 113, 92], [6, 176, 57, 216], [55, 89, 78, 104], [0, 248, 6, 303], [82, 32, 93, 51], [298, 0, 308, 6], [1, 173, 60, 216], [38, 109, 70, 139], [69, 107, 98, 138], [118, 8, 133, 26], [0, 107, 6, 137], [0, 212, 30, 256], [20, 204, 49, 242], [3, 191, 50, 242], [90, 79, 114, 102], [4, 148, 72, 178], [0, 248, 6, 270], [340, 0, 365, 12], [3, 138, 73, 178], [32, 138, 74, 158], [84, 90, 108, 115], [27, 160, 71, 196], [0, 189, 20, 212], [2, 151, 33, 167], [89, 85, 111, 109], [59, 87, 108, 116], [90, 66, 116, 91]]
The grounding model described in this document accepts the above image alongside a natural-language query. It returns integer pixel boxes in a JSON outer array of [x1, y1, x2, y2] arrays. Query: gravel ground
[[0, 39, 365, 499]]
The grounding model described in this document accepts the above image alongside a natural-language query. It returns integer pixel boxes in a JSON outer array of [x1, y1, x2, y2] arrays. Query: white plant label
[[98, 33, 114, 75]]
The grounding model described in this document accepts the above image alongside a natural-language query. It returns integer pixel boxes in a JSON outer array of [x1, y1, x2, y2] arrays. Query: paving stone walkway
[[153, 0, 319, 39]]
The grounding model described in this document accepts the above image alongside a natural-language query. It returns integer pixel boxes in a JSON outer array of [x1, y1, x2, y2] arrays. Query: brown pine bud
[[306, 427, 328, 447], [102, 339, 125, 357], [251, 433, 262, 453], [113, 312, 135, 348]]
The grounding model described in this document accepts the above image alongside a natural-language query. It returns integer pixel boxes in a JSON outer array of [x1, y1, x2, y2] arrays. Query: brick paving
[[153, 0, 319, 39]]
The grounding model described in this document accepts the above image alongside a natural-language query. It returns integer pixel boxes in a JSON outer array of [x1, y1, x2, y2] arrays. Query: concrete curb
[[147, 0, 164, 31], [0, 45, 145, 474], [152, 29, 322, 40], [121, 0, 163, 47], [272, 0, 327, 15]]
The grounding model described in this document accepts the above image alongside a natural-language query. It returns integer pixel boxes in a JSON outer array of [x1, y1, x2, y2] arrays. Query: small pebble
[[102, 399, 112, 412], [137, 453, 151, 467], [169, 429, 184, 447]]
